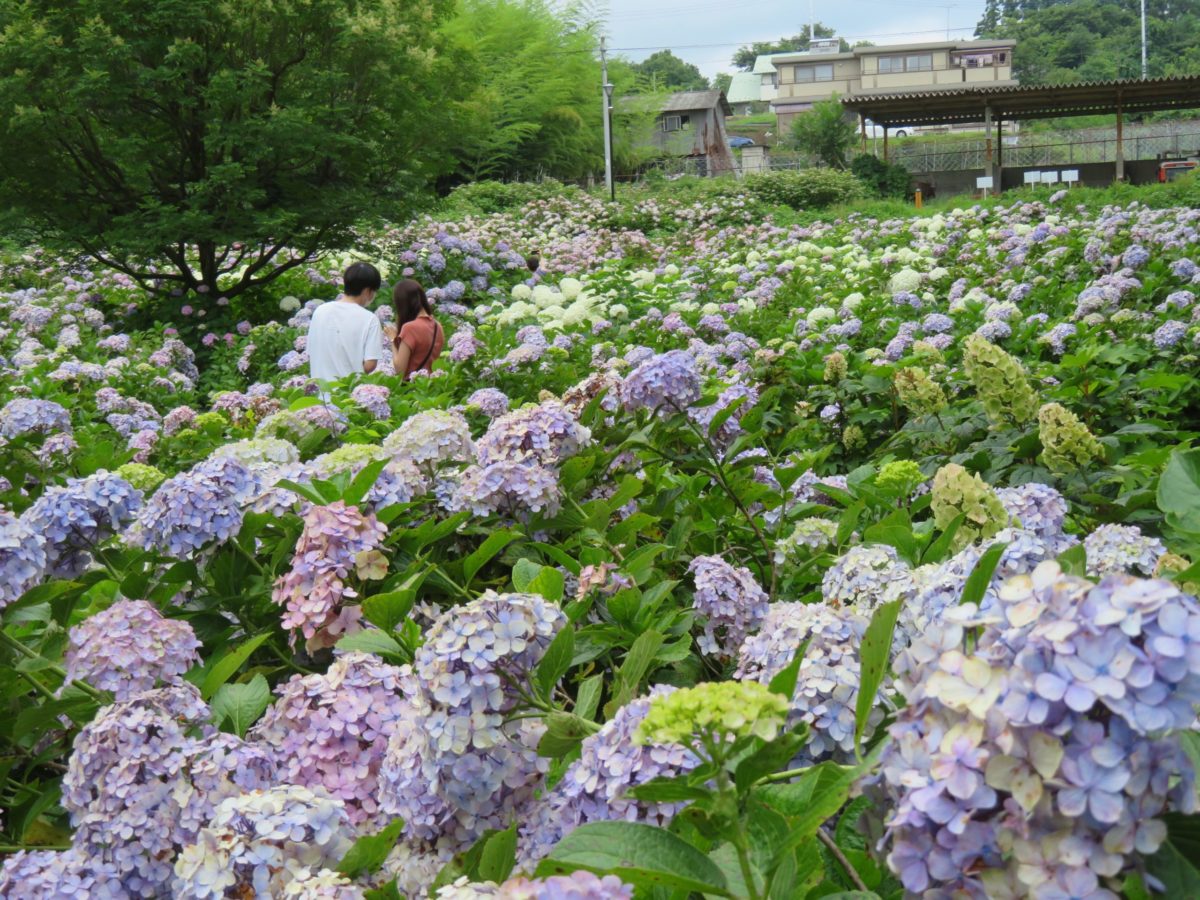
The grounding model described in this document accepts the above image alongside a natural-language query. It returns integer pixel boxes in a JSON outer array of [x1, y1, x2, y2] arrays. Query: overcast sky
[[600, 0, 990, 79]]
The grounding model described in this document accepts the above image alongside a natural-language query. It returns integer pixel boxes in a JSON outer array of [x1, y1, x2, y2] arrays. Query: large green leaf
[[464, 530, 522, 585], [212, 674, 271, 737], [535, 627, 575, 699], [337, 819, 406, 879], [855, 599, 900, 756], [605, 630, 664, 716], [1159, 449, 1200, 534], [477, 825, 518, 883], [201, 633, 270, 700], [1146, 814, 1200, 896], [538, 821, 731, 896], [961, 541, 1008, 607]]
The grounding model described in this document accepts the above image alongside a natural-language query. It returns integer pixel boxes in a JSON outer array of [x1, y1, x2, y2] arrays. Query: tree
[[712, 73, 734, 94], [444, 0, 605, 182], [731, 24, 845, 71], [631, 50, 709, 92], [789, 97, 858, 169], [0, 0, 456, 300]]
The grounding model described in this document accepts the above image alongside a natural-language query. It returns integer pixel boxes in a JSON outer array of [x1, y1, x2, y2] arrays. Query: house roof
[[660, 90, 733, 115], [726, 72, 761, 105], [840, 74, 1200, 125], [854, 39, 1015, 56], [752, 53, 795, 75]]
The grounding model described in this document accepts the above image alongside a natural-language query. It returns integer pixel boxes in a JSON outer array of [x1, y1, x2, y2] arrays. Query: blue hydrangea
[[689, 554, 769, 659], [1152, 320, 1189, 349], [1083, 524, 1165, 578], [821, 544, 912, 614], [22, 472, 141, 577], [0, 508, 47, 609], [0, 397, 71, 438], [619, 349, 701, 415], [996, 482, 1070, 547], [129, 456, 259, 560]]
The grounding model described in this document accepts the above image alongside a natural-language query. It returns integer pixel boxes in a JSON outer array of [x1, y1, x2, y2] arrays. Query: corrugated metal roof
[[660, 90, 733, 115], [726, 72, 761, 105], [841, 74, 1200, 125]]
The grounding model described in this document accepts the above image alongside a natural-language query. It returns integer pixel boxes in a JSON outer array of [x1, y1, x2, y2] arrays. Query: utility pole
[[600, 36, 615, 202], [1141, 0, 1148, 79]]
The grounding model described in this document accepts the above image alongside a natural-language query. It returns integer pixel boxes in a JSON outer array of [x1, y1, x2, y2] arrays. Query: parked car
[[861, 119, 910, 139], [728, 136, 756, 148]]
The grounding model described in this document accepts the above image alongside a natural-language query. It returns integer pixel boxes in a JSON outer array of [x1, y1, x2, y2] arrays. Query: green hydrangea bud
[[635, 681, 789, 747], [931, 463, 1007, 551], [876, 460, 924, 497], [115, 462, 167, 493], [315, 442, 388, 473], [962, 334, 1038, 427], [1037, 402, 1104, 474], [842, 423, 866, 450], [193, 411, 227, 432], [894, 367, 947, 417], [912, 340, 944, 362], [775, 517, 838, 564], [823, 351, 848, 384]]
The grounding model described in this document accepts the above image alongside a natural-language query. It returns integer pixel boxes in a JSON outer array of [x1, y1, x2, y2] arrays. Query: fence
[[887, 120, 1200, 174]]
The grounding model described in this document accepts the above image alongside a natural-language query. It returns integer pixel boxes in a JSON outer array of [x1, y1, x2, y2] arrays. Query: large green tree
[[977, 0, 1200, 83], [0, 0, 456, 298], [630, 50, 709, 92], [442, 0, 607, 182], [788, 97, 858, 168]]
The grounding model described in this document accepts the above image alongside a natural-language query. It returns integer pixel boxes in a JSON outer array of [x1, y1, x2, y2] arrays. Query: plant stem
[[17, 670, 56, 701], [817, 826, 869, 892], [231, 539, 266, 575], [0, 630, 106, 703]]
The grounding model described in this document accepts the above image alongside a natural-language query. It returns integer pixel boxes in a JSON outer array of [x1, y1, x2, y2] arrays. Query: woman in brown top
[[385, 279, 444, 379]]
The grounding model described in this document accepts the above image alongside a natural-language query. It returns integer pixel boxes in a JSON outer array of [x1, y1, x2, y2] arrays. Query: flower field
[[2, 186, 1200, 899]]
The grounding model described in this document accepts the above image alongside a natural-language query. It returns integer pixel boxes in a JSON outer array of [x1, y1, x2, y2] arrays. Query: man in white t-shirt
[[307, 262, 385, 383]]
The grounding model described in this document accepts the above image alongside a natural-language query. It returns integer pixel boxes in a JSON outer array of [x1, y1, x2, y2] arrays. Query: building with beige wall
[[769, 40, 1016, 129]]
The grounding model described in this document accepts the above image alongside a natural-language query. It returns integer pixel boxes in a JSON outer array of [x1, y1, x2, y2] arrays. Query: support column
[[1115, 92, 1125, 182], [984, 104, 994, 186], [995, 117, 1003, 191], [860, 114, 867, 154], [883, 126, 890, 163]]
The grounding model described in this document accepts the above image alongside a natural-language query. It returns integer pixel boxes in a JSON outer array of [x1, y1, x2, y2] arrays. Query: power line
[[607, 24, 977, 52]]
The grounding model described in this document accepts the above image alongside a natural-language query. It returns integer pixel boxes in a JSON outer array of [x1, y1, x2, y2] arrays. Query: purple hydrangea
[[620, 349, 702, 415], [687, 382, 759, 449], [451, 460, 561, 521], [1083, 524, 1166, 578], [22, 472, 142, 577], [1152, 320, 1188, 349], [475, 401, 591, 467], [0, 847, 121, 898], [63, 599, 200, 699], [821, 544, 912, 615], [0, 508, 47, 609], [996, 482, 1070, 547], [689, 555, 769, 659], [467, 388, 511, 418], [0, 397, 71, 438], [350, 383, 392, 419], [250, 652, 413, 828], [271, 501, 387, 650]]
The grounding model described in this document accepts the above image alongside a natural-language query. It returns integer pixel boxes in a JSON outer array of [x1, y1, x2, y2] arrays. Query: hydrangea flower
[[382, 410, 474, 468], [466, 388, 510, 418], [172, 786, 356, 899], [931, 463, 1008, 551], [894, 367, 947, 417], [620, 349, 701, 415], [256, 405, 345, 441], [0, 508, 47, 609], [475, 401, 591, 466], [635, 681, 788, 746], [996, 482, 1070, 545], [351, 384, 392, 419], [1038, 403, 1104, 473], [129, 456, 259, 560], [249, 652, 414, 828], [962, 333, 1039, 427], [687, 382, 759, 448], [688, 555, 769, 659], [212, 436, 300, 473], [272, 501, 387, 650], [0, 397, 72, 438], [0, 847, 121, 898], [451, 460, 561, 521], [62, 599, 200, 699], [1083, 524, 1166, 578], [775, 517, 837, 563], [21, 472, 141, 577], [821, 544, 911, 614], [496, 872, 635, 900], [380, 592, 565, 846]]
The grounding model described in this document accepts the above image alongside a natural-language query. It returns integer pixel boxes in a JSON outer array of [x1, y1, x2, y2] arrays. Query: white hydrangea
[[889, 268, 922, 293]]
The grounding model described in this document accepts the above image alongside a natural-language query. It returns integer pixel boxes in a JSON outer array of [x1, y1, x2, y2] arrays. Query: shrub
[[443, 179, 580, 215], [742, 169, 866, 210], [850, 154, 911, 199]]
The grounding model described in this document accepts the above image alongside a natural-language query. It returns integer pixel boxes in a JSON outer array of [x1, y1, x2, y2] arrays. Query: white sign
[[1041, 171, 1059, 183], [1024, 170, 1042, 184], [976, 176, 994, 189], [1062, 169, 1080, 183]]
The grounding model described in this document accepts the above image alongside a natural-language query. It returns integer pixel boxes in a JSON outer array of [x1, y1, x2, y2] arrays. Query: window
[[794, 63, 834, 83], [878, 53, 933, 74], [662, 115, 682, 132]]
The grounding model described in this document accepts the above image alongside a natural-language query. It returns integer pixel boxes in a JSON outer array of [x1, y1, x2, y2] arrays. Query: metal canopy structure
[[840, 75, 1200, 126], [841, 75, 1200, 186]]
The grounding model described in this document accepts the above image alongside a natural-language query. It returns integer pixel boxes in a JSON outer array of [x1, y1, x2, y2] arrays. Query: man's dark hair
[[343, 262, 382, 296], [526, 254, 540, 273]]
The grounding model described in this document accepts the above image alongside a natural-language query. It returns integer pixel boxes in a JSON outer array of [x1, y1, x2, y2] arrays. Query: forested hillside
[[977, 0, 1200, 83]]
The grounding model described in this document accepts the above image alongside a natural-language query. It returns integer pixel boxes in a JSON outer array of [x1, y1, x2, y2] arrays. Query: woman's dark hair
[[392, 279, 433, 338], [526, 254, 540, 273], [343, 261, 382, 296]]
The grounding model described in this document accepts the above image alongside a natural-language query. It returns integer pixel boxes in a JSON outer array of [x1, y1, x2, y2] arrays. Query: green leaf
[[337, 818, 405, 879], [1158, 449, 1200, 534], [1058, 542, 1088, 577], [512, 558, 545, 592], [767, 638, 812, 700], [537, 711, 601, 757], [201, 633, 270, 700], [961, 541, 1008, 606], [855, 599, 900, 756], [922, 513, 964, 565], [535, 627, 575, 699], [335, 629, 408, 661], [464, 530, 522, 585], [527, 566, 566, 603], [477, 825, 518, 883], [734, 723, 812, 792], [364, 881, 403, 900], [276, 478, 330, 507], [606, 630, 665, 716], [362, 587, 418, 635], [1146, 814, 1200, 896], [836, 502, 864, 546], [625, 778, 714, 803], [211, 674, 271, 737], [538, 821, 731, 896], [344, 458, 389, 507], [574, 674, 603, 721]]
